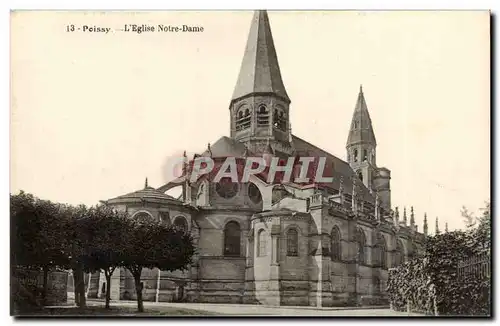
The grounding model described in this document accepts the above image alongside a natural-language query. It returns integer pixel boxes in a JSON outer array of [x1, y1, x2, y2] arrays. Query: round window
[[215, 177, 239, 199], [134, 212, 153, 222], [248, 183, 262, 204]]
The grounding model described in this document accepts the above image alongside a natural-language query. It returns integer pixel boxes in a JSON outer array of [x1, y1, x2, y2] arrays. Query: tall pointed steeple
[[231, 10, 290, 103], [346, 85, 377, 147]]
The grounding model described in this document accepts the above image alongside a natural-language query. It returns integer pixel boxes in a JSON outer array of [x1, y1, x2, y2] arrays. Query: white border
[[3, 1, 497, 325]]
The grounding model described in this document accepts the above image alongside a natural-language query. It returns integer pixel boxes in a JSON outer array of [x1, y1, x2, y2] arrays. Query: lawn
[[14, 304, 221, 317]]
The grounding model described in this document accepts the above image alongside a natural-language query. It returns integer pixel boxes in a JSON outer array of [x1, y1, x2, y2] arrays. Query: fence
[[457, 251, 490, 280]]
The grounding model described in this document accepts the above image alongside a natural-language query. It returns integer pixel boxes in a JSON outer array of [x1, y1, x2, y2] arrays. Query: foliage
[[461, 206, 476, 229], [387, 258, 431, 314], [11, 190, 196, 313], [387, 206, 491, 317], [121, 218, 195, 312], [11, 191, 71, 270]]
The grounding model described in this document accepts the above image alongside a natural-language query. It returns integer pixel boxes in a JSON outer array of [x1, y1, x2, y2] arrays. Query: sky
[[10, 11, 490, 233]]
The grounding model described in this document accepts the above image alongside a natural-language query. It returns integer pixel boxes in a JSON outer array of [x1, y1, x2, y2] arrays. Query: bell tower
[[229, 10, 293, 155], [346, 85, 391, 209]]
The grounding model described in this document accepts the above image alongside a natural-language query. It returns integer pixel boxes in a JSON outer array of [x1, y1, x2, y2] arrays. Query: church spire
[[346, 85, 377, 147], [231, 10, 290, 104]]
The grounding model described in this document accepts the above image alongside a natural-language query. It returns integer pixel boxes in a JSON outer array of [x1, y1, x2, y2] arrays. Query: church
[[87, 10, 427, 307]]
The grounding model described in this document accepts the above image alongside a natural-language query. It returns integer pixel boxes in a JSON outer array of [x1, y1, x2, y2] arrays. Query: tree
[[61, 203, 90, 308], [121, 218, 195, 312], [461, 206, 476, 230], [475, 201, 490, 252], [83, 205, 130, 309], [11, 192, 71, 305]]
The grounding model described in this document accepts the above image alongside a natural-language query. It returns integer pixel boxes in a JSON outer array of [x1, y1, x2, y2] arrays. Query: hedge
[[387, 230, 491, 316]]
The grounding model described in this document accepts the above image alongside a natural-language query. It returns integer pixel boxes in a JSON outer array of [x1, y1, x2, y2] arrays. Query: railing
[[457, 251, 490, 280]]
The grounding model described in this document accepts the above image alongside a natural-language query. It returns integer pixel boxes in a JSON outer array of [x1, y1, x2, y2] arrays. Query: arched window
[[354, 149, 358, 163], [286, 228, 299, 256], [356, 228, 366, 265], [257, 105, 269, 126], [224, 221, 241, 256], [331, 227, 341, 261], [236, 106, 251, 131], [354, 120, 359, 129], [357, 170, 363, 182], [160, 212, 171, 225], [258, 229, 267, 257], [133, 211, 153, 222], [173, 216, 188, 232], [363, 149, 368, 162]]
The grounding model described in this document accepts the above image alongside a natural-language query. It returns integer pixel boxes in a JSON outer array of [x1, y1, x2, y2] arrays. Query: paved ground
[[83, 299, 424, 316]]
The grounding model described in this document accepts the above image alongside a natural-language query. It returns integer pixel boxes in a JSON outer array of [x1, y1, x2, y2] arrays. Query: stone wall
[[14, 268, 68, 306]]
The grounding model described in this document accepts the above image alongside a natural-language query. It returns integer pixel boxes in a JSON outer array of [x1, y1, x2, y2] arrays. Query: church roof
[[107, 184, 179, 203], [201, 136, 248, 158], [231, 10, 290, 103], [292, 135, 374, 203], [346, 86, 377, 147]]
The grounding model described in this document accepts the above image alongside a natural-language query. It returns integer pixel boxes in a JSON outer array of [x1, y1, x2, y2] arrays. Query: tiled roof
[[108, 186, 179, 203]]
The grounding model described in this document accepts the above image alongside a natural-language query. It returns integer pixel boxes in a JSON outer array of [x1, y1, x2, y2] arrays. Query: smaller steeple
[[374, 191, 380, 220], [394, 207, 400, 225], [182, 151, 188, 176], [339, 176, 344, 204], [351, 173, 358, 213], [207, 143, 212, 157], [144, 177, 148, 189], [445, 222, 449, 233], [423, 213, 428, 236], [410, 206, 415, 227], [243, 146, 250, 157], [435, 217, 440, 235], [359, 188, 364, 213], [346, 85, 377, 147], [402, 207, 408, 225]]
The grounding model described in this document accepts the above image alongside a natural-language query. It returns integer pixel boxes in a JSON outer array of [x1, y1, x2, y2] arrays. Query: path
[[86, 299, 424, 316]]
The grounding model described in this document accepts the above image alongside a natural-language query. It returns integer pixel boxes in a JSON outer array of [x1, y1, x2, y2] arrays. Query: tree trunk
[[73, 271, 80, 306], [74, 266, 86, 307], [104, 268, 115, 309], [133, 271, 144, 313], [42, 266, 49, 305]]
